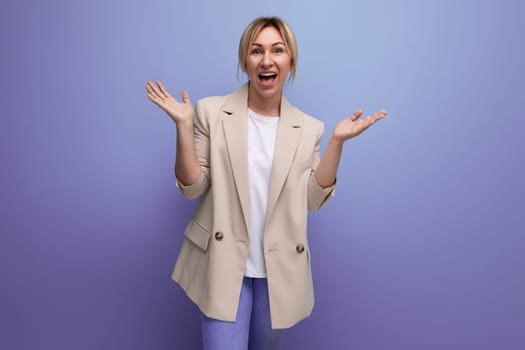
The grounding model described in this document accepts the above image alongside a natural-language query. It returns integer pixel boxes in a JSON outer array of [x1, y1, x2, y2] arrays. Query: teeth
[[260, 73, 276, 77]]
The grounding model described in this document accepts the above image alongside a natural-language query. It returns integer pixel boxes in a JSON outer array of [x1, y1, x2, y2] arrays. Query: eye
[[273, 47, 285, 54], [251, 47, 263, 55]]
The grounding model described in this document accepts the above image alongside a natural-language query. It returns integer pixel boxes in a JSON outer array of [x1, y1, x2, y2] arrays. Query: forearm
[[314, 135, 343, 188], [175, 120, 201, 186]]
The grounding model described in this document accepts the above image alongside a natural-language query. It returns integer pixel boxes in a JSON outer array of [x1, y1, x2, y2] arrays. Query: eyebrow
[[252, 42, 285, 47]]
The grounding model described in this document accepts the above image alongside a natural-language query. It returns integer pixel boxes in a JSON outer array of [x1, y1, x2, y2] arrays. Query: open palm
[[333, 109, 388, 141], [145, 80, 194, 125]]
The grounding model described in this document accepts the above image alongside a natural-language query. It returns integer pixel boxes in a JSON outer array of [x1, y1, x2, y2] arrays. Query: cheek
[[246, 60, 258, 76], [278, 58, 292, 73]]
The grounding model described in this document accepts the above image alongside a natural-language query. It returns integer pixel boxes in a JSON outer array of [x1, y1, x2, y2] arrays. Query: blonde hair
[[238, 17, 298, 80]]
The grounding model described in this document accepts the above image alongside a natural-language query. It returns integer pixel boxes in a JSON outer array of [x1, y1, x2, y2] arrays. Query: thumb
[[350, 108, 364, 121], [181, 91, 191, 104]]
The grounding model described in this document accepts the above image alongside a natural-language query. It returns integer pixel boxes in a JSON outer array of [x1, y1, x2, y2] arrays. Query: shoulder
[[299, 108, 324, 128], [193, 91, 235, 126], [287, 102, 325, 133], [195, 85, 247, 114], [195, 95, 227, 111]]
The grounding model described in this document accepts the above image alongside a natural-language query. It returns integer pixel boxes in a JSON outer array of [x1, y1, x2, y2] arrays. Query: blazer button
[[296, 243, 305, 253], [215, 231, 224, 241]]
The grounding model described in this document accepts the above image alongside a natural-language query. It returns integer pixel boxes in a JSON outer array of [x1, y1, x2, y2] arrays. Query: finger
[[146, 93, 156, 103], [373, 109, 388, 121], [350, 108, 364, 121], [145, 85, 161, 102], [358, 116, 376, 130], [146, 81, 164, 100], [146, 92, 163, 106], [364, 110, 387, 125], [157, 80, 173, 100], [181, 91, 191, 104], [361, 116, 374, 127]]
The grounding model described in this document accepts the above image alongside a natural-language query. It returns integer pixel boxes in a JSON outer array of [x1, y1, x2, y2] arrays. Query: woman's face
[[245, 26, 292, 101]]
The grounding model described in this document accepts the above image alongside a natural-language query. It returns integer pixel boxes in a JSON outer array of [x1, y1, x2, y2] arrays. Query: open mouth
[[258, 72, 277, 85]]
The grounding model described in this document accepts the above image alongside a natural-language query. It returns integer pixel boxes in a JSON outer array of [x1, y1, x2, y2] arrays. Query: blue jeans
[[200, 276, 287, 350]]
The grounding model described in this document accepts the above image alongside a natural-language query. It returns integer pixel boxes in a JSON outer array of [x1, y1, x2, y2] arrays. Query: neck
[[247, 82, 282, 116]]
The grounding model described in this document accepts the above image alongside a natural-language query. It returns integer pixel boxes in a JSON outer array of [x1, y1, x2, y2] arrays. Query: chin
[[251, 81, 284, 98]]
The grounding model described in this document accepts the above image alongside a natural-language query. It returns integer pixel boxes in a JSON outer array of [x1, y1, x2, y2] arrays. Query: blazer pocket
[[184, 218, 212, 251]]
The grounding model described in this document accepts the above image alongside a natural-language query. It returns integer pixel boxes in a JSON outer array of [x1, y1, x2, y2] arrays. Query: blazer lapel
[[265, 95, 303, 223], [221, 85, 250, 233], [221, 84, 303, 233]]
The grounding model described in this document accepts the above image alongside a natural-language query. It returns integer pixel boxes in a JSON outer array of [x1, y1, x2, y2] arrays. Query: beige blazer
[[171, 84, 335, 329]]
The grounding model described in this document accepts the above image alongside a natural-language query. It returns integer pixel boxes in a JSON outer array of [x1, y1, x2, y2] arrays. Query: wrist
[[328, 134, 345, 147], [176, 118, 193, 130]]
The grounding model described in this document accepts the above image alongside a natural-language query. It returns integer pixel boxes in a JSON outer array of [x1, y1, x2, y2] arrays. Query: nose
[[261, 52, 272, 67]]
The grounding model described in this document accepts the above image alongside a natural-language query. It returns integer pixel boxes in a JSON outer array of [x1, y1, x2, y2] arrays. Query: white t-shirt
[[245, 108, 279, 278]]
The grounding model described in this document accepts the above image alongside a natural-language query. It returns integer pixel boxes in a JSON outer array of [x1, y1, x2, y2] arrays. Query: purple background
[[2, 0, 524, 349]]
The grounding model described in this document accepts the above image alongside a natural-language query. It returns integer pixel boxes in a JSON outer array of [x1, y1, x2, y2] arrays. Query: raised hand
[[332, 109, 388, 142], [145, 80, 194, 125]]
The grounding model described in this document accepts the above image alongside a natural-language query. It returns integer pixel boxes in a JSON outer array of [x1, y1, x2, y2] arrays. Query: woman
[[146, 16, 387, 350]]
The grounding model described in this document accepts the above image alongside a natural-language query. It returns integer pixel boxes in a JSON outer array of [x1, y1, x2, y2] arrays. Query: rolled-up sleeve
[[175, 100, 211, 199], [307, 122, 336, 211], [175, 171, 208, 200]]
